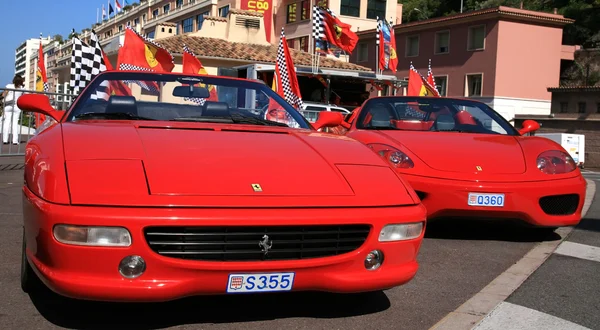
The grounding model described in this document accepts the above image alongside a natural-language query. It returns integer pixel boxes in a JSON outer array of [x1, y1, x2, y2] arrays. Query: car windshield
[[65, 71, 311, 129], [355, 97, 519, 135]]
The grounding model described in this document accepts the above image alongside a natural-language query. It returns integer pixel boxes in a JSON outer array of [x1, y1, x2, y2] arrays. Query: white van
[[300, 102, 351, 123]]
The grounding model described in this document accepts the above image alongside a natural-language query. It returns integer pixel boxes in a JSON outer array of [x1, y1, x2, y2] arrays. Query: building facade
[[349, 6, 576, 122], [90, 0, 402, 51], [14, 36, 52, 89]]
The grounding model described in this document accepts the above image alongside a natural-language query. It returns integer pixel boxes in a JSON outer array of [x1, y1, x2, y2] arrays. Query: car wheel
[[20, 228, 39, 293]]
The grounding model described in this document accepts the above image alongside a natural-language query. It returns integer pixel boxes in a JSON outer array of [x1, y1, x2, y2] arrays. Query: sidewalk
[[473, 177, 599, 330]]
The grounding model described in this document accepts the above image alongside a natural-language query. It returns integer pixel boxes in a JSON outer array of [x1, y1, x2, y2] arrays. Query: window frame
[[405, 35, 420, 58], [366, 0, 386, 20], [467, 24, 486, 51], [340, 0, 360, 18], [434, 30, 450, 55], [434, 75, 449, 96], [464, 73, 484, 97]]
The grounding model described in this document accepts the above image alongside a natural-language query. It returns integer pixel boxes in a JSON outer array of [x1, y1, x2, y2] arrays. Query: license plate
[[468, 193, 505, 207], [226, 272, 295, 293]]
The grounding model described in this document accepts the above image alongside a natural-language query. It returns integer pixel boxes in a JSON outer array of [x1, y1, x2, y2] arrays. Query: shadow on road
[[29, 284, 390, 329], [424, 218, 563, 242]]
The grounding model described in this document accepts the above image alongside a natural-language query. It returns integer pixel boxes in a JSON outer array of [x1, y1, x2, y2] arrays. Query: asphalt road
[[0, 168, 566, 330]]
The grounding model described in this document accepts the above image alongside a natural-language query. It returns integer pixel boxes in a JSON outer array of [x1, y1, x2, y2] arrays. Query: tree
[[562, 50, 600, 86], [52, 34, 63, 43]]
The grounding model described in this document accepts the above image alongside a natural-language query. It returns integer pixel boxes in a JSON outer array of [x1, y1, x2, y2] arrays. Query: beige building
[[14, 36, 52, 89], [47, 1, 401, 107]]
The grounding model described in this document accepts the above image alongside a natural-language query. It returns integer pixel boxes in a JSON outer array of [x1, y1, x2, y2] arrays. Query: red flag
[[182, 45, 218, 102], [322, 11, 359, 54], [116, 26, 174, 72], [388, 25, 398, 73], [101, 45, 133, 96], [407, 64, 439, 97], [426, 59, 440, 97], [35, 39, 49, 127]]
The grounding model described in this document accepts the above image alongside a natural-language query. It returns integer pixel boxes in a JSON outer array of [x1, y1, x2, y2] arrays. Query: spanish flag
[[407, 63, 439, 97], [35, 38, 48, 126]]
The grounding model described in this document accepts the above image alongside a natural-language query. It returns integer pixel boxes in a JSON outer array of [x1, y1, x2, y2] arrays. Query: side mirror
[[519, 119, 540, 135], [17, 94, 63, 122], [312, 111, 344, 131]]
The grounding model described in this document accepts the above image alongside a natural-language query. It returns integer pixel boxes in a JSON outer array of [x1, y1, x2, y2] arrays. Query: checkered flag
[[275, 28, 303, 110], [69, 31, 107, 97]]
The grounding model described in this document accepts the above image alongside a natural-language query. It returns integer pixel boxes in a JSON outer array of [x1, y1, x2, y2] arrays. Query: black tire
[[20, 228, 39, 293]]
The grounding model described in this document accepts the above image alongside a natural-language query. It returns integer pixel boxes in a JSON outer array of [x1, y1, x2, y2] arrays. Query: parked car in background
[[334, 96, 587, 230], [300, 102, 351, 123]]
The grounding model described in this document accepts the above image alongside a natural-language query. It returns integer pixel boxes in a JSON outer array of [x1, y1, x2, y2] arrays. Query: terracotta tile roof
[[204, 16, 227, 22], [357, 5, 574, 36], [228, 9, 264, 17], [157, 34, 372, 72], [547, 85, 600, 92], [158, 22, 177, 27]]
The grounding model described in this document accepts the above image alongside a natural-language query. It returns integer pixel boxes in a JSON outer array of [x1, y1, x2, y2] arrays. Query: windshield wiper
[[74, 112, 155, 121]]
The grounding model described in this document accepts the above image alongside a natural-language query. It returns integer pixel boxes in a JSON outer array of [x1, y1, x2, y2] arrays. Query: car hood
[[61, 122, 417, 207], [376, 131, 527, 174]]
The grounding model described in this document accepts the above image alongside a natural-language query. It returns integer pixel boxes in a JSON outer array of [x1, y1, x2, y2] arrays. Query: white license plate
[[468, 193, 505, 207], [226, 272, 295, 293]]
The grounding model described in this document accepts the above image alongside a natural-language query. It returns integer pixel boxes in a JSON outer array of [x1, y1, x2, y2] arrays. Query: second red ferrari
[[336, 96, 586, 228]]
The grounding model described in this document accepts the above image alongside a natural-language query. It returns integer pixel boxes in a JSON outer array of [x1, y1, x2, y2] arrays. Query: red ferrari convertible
[[18, 71, 426, 302], [339, 96, 586, 228]]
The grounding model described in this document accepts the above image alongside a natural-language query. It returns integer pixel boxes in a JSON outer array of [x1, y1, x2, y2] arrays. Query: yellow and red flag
[[117, 26, 174, 73], [407, 63, 439, 97], [321, 9, 359, 54], [35, 38, 48, 126], [182, 45, 218, 102]]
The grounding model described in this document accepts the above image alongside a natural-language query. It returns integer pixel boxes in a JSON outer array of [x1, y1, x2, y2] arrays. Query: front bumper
[[404, 174, 587, 227], [23, 186, 426, 302]]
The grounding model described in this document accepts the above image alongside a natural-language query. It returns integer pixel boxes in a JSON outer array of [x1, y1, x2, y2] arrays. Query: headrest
[[106, 95, 137, 115], [435, 114, 455, 131], [203, 102, 229, 117], [369, 105, 392, 127]]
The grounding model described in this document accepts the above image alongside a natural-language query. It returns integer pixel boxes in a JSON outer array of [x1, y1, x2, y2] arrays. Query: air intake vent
[[235, 17, 260, 29]]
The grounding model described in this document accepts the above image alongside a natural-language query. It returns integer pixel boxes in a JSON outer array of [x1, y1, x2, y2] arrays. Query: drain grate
[[0, 164, 25, 171]]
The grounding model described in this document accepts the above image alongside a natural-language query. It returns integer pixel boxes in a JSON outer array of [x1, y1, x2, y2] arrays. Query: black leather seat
[[105, 96, 138, 116], [203, 102, 230, 117]]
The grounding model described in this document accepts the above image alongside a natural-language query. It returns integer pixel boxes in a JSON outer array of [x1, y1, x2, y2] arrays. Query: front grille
[[539, 194, 580, 215], [144, 225, 371, 262]]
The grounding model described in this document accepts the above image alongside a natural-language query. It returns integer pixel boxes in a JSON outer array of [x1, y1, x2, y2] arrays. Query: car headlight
[[536, 150, 576, 174], [379, 222, 424, 242], [367, 143, 414, 169], [53, 225, 132, 247]]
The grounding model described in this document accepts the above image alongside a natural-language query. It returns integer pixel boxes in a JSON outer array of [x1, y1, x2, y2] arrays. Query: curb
[[429, 179, 597, 330]]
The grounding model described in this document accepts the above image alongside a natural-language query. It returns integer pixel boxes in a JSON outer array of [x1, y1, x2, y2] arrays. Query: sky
[[0, 0, 139, 86]]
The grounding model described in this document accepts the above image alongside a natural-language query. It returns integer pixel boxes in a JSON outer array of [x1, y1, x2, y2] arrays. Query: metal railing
[[0, 87, 71, 156]]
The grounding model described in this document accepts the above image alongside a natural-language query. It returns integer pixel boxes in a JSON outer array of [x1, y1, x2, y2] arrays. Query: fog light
[[364, 250, 383, 270], [119, 255, 146, 279]]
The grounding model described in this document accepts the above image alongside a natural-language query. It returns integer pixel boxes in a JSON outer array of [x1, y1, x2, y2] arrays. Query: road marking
[[429, 179, 596, 330], [554, 241, 600, 263], [472, 302, 591, 330]]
